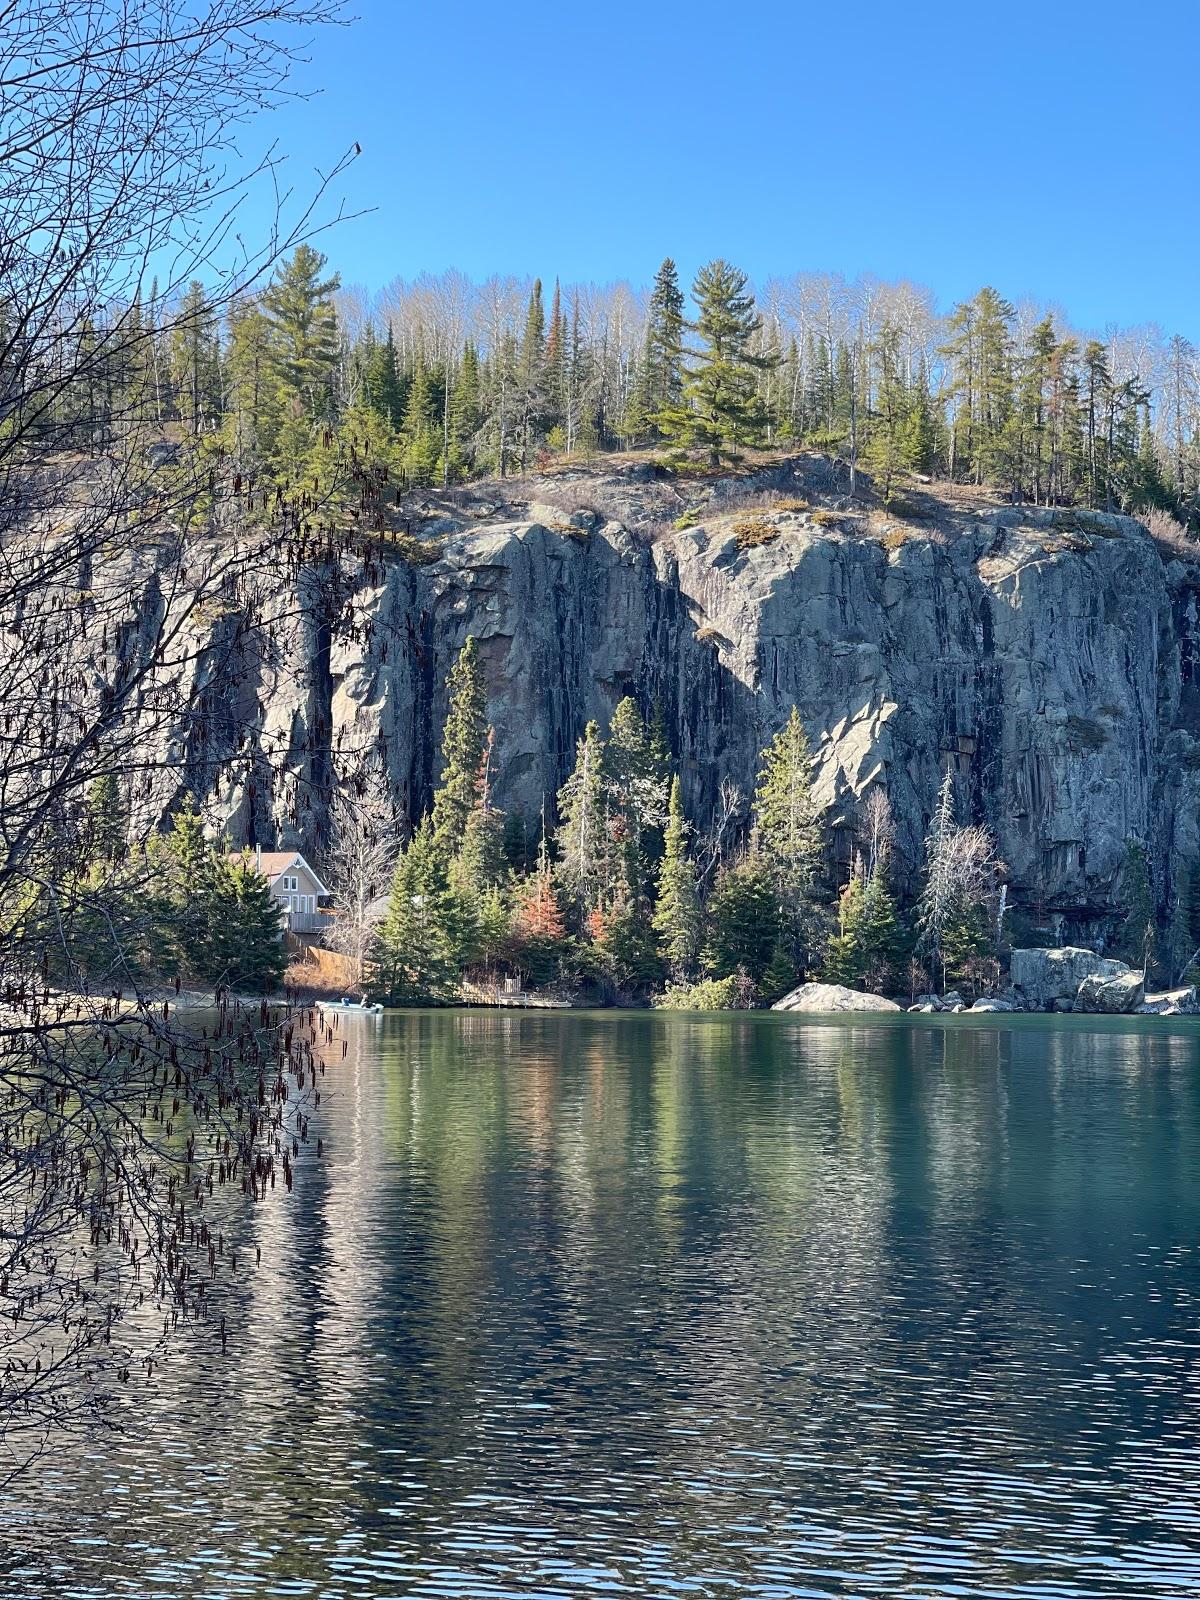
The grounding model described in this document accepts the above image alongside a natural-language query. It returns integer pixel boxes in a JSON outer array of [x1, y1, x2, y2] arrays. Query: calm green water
[[7, 1010, 1200, 1597]]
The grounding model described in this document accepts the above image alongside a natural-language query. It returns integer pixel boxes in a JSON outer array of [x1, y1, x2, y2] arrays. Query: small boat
[[318, 996, 385, 1014]]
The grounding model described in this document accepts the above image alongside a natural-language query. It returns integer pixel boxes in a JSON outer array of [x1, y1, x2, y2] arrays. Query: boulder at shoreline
[[773, 983, 902, 1014]]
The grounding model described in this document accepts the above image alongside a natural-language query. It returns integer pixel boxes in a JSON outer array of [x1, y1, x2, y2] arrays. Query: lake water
[[6, 1009, 1200, 1598]]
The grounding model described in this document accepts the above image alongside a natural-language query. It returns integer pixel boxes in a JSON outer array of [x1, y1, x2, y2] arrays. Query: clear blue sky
[[252, 0, 1199, 334]]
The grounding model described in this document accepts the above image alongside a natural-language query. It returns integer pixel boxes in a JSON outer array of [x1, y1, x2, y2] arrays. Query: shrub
[[732, 514, 779, 550], [654, 973, 756, 1010]]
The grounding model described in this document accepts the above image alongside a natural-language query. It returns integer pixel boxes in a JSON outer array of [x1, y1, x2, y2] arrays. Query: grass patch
[[673, 508, 700, 530], [810, 508, 843, 529]]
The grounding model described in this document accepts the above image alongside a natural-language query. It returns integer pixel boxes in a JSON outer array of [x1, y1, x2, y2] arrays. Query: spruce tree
[[361, 323, 404, 429], [376, 822, 456, 1004], [85, 773, 126, 865], [223, 294, 277, 463], [753, 707, 822, 969], [704, 854, 779, 983], [449, 341, 482, 476], [859, 855, 904, 992], [628, 257, 685, 442], [604, 696, 668, 893], [653, 776, 701, 978], [400, 361, 440, 485], [556, 720, 611, 922], [431, 637, 488, 858], [824, 865, 868, 985], [196, 856, 285, 992]]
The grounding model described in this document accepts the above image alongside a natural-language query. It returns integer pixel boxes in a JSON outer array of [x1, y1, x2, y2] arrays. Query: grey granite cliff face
[[141, 472, 1200, 936]]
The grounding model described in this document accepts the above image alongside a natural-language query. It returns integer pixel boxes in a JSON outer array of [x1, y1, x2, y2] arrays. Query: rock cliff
[[118, 457, 1200, 939]]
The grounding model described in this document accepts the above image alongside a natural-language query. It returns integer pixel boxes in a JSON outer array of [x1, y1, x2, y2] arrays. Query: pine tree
[[665, 260, 772, 464], [653, 776, 701, 978], [556, 720, 612, 922], [260, 246, 340, 477], [753, 707, 822, 969], [431, 637, 488, 857], [263, 246, 341, 411]]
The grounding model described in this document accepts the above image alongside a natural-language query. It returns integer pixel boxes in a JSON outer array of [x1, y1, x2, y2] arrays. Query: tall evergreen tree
[[197, 857, 285, 991], [431, 637, 488, 857], [556, 720, 611, 922], [653, 776, 701, 979], [628, 257, 685, 442], [377, 822, 456, 1004], [400, 360, 440, 485], [665, 260, 772, 464], [704, 853, 779, 983], [753, 706, 823, 969]]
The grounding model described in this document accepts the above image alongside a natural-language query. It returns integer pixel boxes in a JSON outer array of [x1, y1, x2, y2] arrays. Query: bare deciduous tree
[[0, 0, 361, 1480], [322, 771, 399, 987]]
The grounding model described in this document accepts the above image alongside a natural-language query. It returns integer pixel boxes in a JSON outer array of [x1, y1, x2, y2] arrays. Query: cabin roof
[[226, 848, 331, 897]]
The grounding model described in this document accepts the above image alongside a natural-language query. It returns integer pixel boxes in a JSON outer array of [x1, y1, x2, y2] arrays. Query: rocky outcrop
[[1009, 947, 1130, 1009], [1075, 969, 1145, 1013], [100, 458, 1200, 934], [1136, 986, 1199, 1015], [773, 982, 901, 1013]]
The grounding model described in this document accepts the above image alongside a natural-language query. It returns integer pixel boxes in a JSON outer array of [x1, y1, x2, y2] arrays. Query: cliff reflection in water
[[6, 1010, 1200, 1598]]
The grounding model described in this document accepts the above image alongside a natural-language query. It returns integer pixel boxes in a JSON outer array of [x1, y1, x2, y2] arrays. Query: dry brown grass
[[1141, 505, 1199, 561]]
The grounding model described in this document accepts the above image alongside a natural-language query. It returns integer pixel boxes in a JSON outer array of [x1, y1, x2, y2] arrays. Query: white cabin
[[230, 847, 332, 935]]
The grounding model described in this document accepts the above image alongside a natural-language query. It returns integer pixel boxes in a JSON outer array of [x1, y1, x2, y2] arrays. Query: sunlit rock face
[[139, 466, 1200, 937]]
